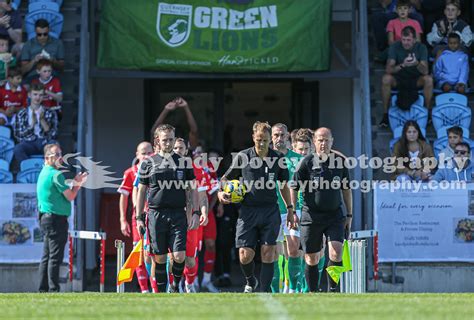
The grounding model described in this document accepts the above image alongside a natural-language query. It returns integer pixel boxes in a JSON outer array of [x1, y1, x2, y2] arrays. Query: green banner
[[98, 0, 331, 73]]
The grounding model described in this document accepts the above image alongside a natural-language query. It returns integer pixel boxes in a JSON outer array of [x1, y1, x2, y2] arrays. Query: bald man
[[290, 127, 353, 292], [117, 141, 153, 293]]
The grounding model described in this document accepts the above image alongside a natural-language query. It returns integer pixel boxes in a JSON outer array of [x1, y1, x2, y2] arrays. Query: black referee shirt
[[139, 153, 195, 210], [292, 152, 350, 221], [223, 147, 289, 207]]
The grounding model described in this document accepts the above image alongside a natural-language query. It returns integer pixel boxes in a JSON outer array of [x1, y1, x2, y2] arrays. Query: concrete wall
[[369, 264, 474, 293], [319, 78, 354, 156], [93, 78, 146, 189], [0, 264, 70, 293]]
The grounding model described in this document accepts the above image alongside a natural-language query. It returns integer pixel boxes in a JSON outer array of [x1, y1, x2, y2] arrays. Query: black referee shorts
[[300, 217, 345, 254], [147, 208, 187, 255], [235, 204, 281, 249]]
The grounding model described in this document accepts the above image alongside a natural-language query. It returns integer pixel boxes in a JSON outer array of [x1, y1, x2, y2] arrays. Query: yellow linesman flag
[[326, 239, 352, 285], [117, 239, 143, 285]]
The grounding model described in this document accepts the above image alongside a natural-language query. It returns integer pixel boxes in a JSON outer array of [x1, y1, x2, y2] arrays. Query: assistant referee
[[135, 124, 204, 293], [37, 143, 87, 292]]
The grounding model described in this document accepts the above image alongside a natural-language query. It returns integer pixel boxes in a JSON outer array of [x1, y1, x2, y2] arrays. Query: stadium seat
[[25, 10, 63, 40], [435, 93, 468, 107], [0, 136, 14, 164], [0, 126, 11, 138], [0, 159, 13, 183], [388, 96, 428, 133], [28, 1, 60, 13], [30, 154, 44, 159], [28, 0, 64, 7], [20, 158, 44, 171], [16, 168, 41, 183], [431, 104, 471, 137]]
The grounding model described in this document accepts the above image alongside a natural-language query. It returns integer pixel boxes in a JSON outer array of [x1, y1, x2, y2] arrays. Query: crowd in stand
[[373, 0, 474, 182], [0, 0, 64, 182]]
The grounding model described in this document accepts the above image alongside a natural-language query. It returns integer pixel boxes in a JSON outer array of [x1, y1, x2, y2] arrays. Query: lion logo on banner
[[156, 3, 192, 47]]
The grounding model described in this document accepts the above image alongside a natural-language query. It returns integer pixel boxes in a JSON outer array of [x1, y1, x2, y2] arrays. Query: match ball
[[223, 180, 246, 203]]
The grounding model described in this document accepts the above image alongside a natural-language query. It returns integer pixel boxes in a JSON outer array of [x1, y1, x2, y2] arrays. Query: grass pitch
[[1, 293, 473, 319]]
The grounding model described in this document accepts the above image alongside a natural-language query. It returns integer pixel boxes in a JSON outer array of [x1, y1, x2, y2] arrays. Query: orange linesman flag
[[117, 239, 143, 285]]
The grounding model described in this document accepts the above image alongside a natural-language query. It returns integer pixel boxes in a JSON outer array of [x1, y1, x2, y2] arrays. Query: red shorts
[[186, 228, 199, 258], [202, 209, 216, 241]]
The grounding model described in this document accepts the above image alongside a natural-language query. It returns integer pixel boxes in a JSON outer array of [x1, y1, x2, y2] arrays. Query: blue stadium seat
[[388, 97, 428, 133], [25, 10, 63, 40], [0, 159, 13, 183], [16, 168, 41, 183], [0, 136, 14, 164], [28, 1, 60, 13], [435, 93, 468, 107], [0, 126, 11, 139], [20, 158, 44, 171], [432, 104, 471, 135], [30, 154, 44, 159]]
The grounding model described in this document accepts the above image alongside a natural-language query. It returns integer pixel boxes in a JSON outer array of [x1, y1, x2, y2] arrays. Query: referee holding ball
[[218, 121, 295, 293]]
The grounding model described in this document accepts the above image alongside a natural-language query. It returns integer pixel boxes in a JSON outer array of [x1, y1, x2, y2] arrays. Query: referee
[[135, 124, 205, 293], [218, 121, 295, 293], [37, 143, 87, 292], [291, 127, 352, 292]]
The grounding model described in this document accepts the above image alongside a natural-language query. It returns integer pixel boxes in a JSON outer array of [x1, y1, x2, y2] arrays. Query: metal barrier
[[340, 230, 377, 294], [68, 230, 106, 292], [115, 240, 125, 293]]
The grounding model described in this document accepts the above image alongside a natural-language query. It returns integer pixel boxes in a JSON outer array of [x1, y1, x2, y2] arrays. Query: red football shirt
[[0, 82, 27, 111], [31, 76, 62, 109], [193, 162, 219, 199]]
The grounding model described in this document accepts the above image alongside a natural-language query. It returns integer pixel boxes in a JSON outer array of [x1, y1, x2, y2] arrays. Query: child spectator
[[439, 126, 464, 162], [0, 34, 15, 82], [0, 67, 26, 126], [434, 33, 469, 93], [427, 0, 472, 57], [386, 0, 423, 46], [31, 59, 62, 118]]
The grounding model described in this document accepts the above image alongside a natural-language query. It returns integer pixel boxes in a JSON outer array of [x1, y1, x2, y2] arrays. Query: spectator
[[0, 67, 26, 126], [0, 34, 15, 82], [433, 33, 469, 93], [392, 120, 434, 181], [386, 0, 423, 46], [432, 142, 474, 182], [371, 0, 424, 53], [31, 59, 63, 119], [426, 0, 472, 58], [21, 19, 65, 82], [13, 83, 58, 162], [0, 0, 22, 57], [380, 26, 432, 127], [439, 126, 464, 161]]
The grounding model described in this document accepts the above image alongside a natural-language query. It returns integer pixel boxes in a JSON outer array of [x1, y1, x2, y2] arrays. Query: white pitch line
[[257, 293, 291, 320]]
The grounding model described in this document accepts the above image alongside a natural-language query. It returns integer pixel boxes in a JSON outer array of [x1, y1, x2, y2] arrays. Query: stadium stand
[[25, 1, 63, 40], [0, 136, 14, 164]]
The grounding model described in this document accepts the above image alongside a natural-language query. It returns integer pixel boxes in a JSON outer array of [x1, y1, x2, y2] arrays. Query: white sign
[[374, 183, 474, 262], [0, 184, 73, 263]]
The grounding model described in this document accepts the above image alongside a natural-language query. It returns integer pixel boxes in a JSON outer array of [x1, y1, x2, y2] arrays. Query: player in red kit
[[193, 145, 220, 292], [117, 141, 153, 293]]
